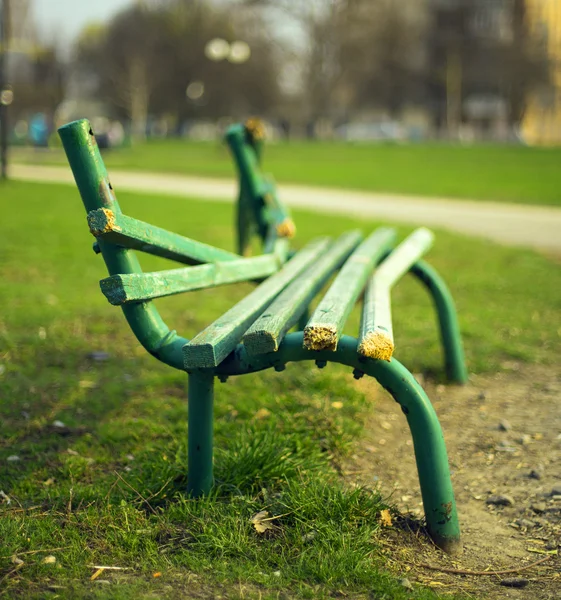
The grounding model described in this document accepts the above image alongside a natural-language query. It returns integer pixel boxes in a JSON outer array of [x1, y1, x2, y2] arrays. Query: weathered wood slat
[[87, 208, 239, 265], [183, 237, 333, 369], [243, 230, 364, 355], [303, 227, 396, 351], [359, 228, 434, 361], [100, 253, 283, 305]]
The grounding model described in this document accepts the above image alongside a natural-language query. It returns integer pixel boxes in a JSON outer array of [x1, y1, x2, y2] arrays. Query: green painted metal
[[58, 119, 187, 370], [210, 332, 461, 554], [359, 228, 434, 361], [100, 253, 284, 305], [226, 122, 294, 256], [303, 228, 396, 352], [59, 118, 467, 554], [411, 260, 468, 384], [187, 370, 215, 496], [183, 237, 332, 369], [87, 207, 240, 265], [243, 230, 363, 355]]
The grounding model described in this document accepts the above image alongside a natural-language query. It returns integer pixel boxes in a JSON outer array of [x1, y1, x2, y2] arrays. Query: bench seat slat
[[242, 230, 364, 355], [303, 227, 396, 351], [88, 208, 240, 265], [359, 228, 434, 361], [100, 253, 283, 305], [183, 237, 332, 369]]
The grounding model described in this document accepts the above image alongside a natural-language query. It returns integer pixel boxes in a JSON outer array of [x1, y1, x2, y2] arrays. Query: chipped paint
[[277, 218, 296, 238], [245, 117, 266, 141], [88, 208, 117, 236], [303, 325, 338, 351], [358, 330, 395, 361]]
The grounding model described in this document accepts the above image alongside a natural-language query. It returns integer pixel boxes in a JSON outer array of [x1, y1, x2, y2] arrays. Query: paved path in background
[[10, 163, 561, 252]]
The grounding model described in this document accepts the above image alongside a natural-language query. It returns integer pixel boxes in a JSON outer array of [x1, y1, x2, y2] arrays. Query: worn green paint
[[226, 123, 293, 255], [59, 119, 187, 370], [243, 230, 363, 355], [212, 332, 461, 555], [183, 237, 332, 369], [100, 253, 284, 305], [303, 228, 396, 352], [359, 228, 434, 360], [101, 234, 286, 308], [59, 118, 466, 553], [411, 261, 468, 384], [187, 371, 215, 496], [87, 207, 240, 265]]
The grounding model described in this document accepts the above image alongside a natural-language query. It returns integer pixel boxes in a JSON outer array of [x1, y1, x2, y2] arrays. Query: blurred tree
[[5, 0, 65, 126], [76, 0, 282, 137], [337, 0, 428, 117]]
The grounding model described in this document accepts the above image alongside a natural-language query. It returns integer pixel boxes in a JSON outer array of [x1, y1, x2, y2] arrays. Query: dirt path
[[10, 164, 561, 253], [346, 365, 560, 599]]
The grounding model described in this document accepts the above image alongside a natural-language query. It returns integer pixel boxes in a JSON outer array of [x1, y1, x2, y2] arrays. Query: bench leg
[[187, 371, 215, 496], [373, 359, 461, 554], [411, 260, 468, 384]]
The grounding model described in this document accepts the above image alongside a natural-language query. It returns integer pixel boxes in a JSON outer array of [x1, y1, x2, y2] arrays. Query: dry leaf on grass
[[254, 408, 271, 420], [251, 510, 276, 534], [379, 509, 393, 527]]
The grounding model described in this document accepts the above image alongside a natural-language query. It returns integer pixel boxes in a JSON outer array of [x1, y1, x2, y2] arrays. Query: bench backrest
[[57, 119, 295, 370]]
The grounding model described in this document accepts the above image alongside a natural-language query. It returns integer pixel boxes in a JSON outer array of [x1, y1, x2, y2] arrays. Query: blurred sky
[[33, 0, 134, 48]]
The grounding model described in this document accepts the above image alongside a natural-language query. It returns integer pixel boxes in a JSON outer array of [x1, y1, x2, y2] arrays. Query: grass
[[1, 181, 560, 598], [13, 138, 561, 206]]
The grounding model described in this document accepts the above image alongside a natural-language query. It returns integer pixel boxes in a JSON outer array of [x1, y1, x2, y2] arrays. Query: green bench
[[58, 118, 468, 554]]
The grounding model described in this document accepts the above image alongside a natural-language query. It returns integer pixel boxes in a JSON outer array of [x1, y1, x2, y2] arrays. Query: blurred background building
[[0, 0, 559, 146], [521, 0, 561, 145]]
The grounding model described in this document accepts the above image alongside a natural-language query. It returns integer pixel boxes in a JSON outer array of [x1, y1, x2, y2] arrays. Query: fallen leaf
[[254, 408, 271, 420], [43, 478, 55, 487], [251, 510, 276, 534], [379, 509, 393, 527], [42, 555, 57, 564], [11, 556, 24, 566]]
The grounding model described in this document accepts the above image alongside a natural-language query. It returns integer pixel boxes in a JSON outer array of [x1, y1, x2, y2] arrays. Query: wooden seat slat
[[358, 228, 434, 361], [99, 253, 284, 305], [87, 208, 240, 265], [303, 227, 396, 352], [242, 230, 363, 355], [183, 237, 332, 369]]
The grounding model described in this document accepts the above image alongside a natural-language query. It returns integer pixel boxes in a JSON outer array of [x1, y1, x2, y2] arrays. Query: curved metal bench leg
[[411, 260, 468, 384], [366, 358, 462, 554], [187, 371, 215, 496]]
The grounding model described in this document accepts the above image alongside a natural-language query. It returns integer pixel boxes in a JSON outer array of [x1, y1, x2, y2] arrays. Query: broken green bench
[[58, 118, 468, 554]]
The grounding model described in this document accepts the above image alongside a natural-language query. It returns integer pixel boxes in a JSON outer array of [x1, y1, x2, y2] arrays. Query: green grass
[[1, 181, 560, 598], [13, 138, 561, 206]]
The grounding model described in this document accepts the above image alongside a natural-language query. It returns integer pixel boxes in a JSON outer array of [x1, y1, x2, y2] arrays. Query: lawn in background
[[1, 181, 560, 599], [12, 138, 561, 206]]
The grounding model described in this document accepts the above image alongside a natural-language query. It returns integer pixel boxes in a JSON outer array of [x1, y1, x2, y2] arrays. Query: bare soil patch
[[345, 365, 561, 599]]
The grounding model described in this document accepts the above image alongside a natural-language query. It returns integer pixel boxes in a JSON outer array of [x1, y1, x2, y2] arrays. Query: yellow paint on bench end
[[358, 331, 394, 362], [303, 325, 338, 351]]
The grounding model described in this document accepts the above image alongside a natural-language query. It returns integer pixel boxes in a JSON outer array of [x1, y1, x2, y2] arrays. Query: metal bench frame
[[59, 119, 468, 554]]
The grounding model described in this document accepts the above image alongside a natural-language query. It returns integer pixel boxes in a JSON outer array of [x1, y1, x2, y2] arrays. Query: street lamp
[[204, 38, 251, 64], [0, 0, 11, 180]]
